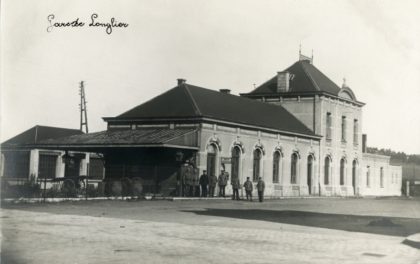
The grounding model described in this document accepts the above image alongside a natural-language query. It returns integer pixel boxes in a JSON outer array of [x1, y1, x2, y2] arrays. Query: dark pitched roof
[[110, 84, 317, 137], [36, 128, 198, 149], [2, 125, 83, 147], [246, 60, 342, 96]]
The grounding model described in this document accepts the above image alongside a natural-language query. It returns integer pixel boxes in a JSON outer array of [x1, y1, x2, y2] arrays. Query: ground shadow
[[185, 209, 420, 237]]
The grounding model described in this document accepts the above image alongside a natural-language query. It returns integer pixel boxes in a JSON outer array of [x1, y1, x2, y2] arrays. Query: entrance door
[[307, 155, 313, 195], [231, 146, 240, 181], [206, 144, 217, 177], [352, 160, 357, 195]]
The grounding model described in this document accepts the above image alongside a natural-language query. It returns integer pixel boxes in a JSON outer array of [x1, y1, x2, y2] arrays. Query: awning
[[26, 128, 199, 151]]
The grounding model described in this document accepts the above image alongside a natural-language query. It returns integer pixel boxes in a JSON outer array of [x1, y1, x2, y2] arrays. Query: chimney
[[219, 89, 231, 94], [177, 78, 186, 85], [362, 134, 367, 153], [277, 71, 290, 92]]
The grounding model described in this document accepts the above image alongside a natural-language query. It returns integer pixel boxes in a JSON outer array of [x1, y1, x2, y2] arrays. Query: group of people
[[199, 170, 266, 202], [179, 160, 266, 202], [180, 161, 200, 197], [198, 169, 229, 197]]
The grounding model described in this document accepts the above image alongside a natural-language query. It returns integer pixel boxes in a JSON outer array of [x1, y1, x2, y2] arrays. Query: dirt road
[[1, 198, 420, 263]]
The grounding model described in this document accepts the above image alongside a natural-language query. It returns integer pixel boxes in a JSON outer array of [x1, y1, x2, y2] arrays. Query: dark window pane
[[3, 151, 30, 179], [291, 153, 298, 184], [39, 154, 57, 179], [324, 157, 330, 185]]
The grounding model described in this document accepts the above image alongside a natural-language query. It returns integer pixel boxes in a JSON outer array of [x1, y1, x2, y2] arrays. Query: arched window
[[273, 151, 281, 183], [366, 166, 370, 187], [231, 146, 241, 182], [206, 144, 217, 177], [352, 160, 357, 194], [291, 153, 298, 184], [253, 148, 262, 181], [324, 156, 331, 185], [340, 158, 345, 185], [307, 155, 314, 194]]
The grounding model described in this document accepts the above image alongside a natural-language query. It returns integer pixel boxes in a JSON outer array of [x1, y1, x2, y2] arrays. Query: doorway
[[206, 144, 217, 177], [231, 146, 241, 182]]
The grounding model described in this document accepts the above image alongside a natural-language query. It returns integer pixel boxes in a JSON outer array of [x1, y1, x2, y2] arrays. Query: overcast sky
[[1, 0, 420, 154]]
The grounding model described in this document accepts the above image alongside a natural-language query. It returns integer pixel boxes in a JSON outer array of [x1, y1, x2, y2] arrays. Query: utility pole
[[79, 81, 89, 133], [79, 81, 90, 198]]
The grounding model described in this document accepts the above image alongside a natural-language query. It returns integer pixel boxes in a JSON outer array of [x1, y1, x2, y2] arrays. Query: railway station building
[[1, 56, 402, 197]]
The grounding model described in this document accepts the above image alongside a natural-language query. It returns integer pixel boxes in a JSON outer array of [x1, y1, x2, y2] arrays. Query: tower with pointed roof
[[241, 58, 365, 196]]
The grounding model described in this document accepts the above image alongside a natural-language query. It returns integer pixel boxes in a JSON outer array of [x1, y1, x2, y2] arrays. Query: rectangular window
[[353, 119, 359, 145], [380, 167, 384, 188], [341, 116, 347, 142], [326, 112, 332, 140], [89, 158, 104, 180], [39, 154, 58, 179], [3, 151, 30, 178]]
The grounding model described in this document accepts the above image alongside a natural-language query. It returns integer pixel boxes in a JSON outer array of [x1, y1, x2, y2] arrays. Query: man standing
[[231, 177, 240, 200], [208, 173, 217, 197], [256, 177, 265, 202], [199, 170, 209, 197], [243, 177, 253, 201], [192, 167, 200, 197], [180, 160, 191, 197], [185, 163, 194, 197], [218, 170, 228, 197]]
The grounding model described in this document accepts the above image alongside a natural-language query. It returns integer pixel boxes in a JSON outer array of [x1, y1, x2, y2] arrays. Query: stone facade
[[254, 95, 402, 196], [260, 95, 364, 196], [241, 59, 402, 197], [196, 123, 320, 197]]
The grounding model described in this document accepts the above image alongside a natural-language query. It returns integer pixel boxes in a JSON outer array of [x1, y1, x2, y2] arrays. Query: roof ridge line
[[300, 62, 321, 91], [184, 85, 202, 116]]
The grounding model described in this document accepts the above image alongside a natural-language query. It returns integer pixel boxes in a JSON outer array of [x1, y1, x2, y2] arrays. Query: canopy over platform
[[24, 127, 199, 152]]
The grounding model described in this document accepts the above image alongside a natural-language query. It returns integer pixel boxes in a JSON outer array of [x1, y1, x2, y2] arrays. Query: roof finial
[[253, 83, 256, 89], [299, 44, 302, 58], [298, 45, 313, 64], [342, 77, 347, 88], [311, 49, 314, 63]]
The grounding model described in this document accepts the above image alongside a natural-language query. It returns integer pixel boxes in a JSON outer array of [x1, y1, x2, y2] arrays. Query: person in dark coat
[[184, 164, 194, 197], [243, 177, 253, 201], [231, 177, 240, 200], [199, 170, 209, 197], [180, 160, 191, 197], [256, 177, 265, 202], [218, 170, 228, 197], [208, 174, 217, 197], [192, 167, 200, 197]]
